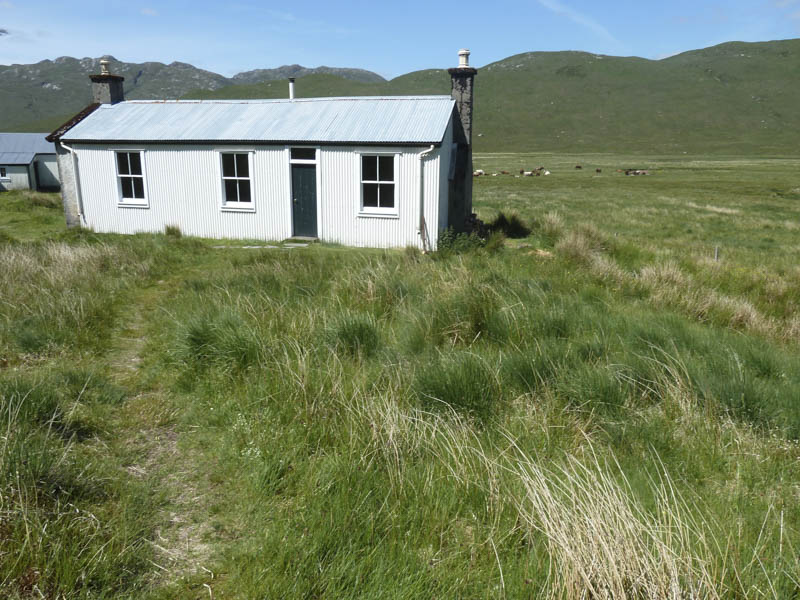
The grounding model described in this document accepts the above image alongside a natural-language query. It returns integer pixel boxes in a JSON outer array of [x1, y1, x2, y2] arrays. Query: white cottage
[[49, 51, 477, 250], [0, 133, 60, 192]]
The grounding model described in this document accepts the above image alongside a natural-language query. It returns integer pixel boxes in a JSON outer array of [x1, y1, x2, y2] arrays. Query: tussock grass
[[3, 160, 800, 597], [0, 373, 154, 598]]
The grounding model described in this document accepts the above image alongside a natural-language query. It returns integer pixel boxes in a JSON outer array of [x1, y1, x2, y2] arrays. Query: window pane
[[133, 177, 144, 199], [238, 180, 251, 203], [235, 153, 249, 178], [291, 148, 316, 160], [362, 155, 377, 181], [363, 183, 378, 207], [222, 154, 235, 178], [224, 179, 238, 202], [378, 156, 393, 182], [121, 177, 133, 198], [379, 183, 395, 208], [117, 152, 129, 175], [129, 152, 142, 176]]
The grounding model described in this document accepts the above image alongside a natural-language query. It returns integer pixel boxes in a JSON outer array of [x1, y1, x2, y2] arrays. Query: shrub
[[164, 225, 182, 238], [437, 227, 485, 253]]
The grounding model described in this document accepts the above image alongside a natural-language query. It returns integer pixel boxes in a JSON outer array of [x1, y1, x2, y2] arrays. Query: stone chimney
[[448, 49, 477, 146], [89, 58, 125, 104]]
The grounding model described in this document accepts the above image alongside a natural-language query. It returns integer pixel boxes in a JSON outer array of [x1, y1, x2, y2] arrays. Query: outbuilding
[[0, 133, 60, 192], [49, 51, 477, 250]]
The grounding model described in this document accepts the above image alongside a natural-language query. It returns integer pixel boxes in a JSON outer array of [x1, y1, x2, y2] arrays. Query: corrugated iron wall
[[73, 143, 445, 248], [317, 146, 442, 249]]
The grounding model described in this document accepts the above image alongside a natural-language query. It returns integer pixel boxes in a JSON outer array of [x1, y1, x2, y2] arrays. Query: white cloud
[[141, 7, 157, 17], [536, 0, 622, 47], [0, 1, 14, 8]]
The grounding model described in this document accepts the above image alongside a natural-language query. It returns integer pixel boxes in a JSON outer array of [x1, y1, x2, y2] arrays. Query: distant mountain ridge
[[0, 55, 385, 131], [4, 39, 800, 155], [233, 64, 384, 84]]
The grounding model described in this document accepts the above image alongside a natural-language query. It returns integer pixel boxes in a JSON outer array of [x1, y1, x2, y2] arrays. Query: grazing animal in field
[[522, 171, 534, 176], [501, 170, 509, 175], [596, 168, 602, 173], [473, 169, 485, 177], [575, 165, 582, 169]]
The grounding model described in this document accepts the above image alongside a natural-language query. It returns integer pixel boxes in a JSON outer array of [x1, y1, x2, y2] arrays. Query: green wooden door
[[292, 164, 317, 238]]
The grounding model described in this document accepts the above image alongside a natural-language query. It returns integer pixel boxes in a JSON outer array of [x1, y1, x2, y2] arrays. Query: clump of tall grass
[[0, 242, 153, 358], [509, 447, 722, 600], [538, 211, 565, 243], [555, 223, 614, 264], [414, 351, 501, 420], [176, 308, 264, 372], [0, 375, 153, 597], [328, 312, 380, 358]]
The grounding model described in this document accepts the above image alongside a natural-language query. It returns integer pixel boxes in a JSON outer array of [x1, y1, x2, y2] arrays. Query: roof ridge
[[123, 95, 452, 105]]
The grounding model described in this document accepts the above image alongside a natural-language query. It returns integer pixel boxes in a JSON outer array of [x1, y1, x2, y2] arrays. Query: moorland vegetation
[[1, 155, 799, 598]]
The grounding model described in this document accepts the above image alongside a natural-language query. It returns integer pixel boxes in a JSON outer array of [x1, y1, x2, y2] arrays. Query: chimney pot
[[100, 58, 110, 75], [457, 49, 470, 68], [288, 77, 296, 100]]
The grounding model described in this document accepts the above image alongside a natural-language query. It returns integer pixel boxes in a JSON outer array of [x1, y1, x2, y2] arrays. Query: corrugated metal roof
[[61, 96, 455, 145], [0, 152, 37, 164], [0, 133, 55, 160]]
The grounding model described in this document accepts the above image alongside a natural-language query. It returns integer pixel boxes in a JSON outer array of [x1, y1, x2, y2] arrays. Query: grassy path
[[103, 270, 216, 596]]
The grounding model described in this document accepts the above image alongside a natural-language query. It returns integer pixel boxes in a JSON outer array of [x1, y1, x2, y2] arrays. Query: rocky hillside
[[0, 55, 385, 131], [5, 39, 800, 155]]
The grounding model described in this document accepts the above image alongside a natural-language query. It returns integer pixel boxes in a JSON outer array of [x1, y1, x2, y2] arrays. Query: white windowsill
[[221, 205, 256, 213], [358, 211, 399, 220], [118, 201, 149, 209]]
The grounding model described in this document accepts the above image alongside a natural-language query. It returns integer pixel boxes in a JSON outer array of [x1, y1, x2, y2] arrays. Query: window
[[116, 151, 146, 203], [290, 148, 316, 161], [0, 167, 7, 179], [361, 154, 395, 212], [221, 152, 252, 209]]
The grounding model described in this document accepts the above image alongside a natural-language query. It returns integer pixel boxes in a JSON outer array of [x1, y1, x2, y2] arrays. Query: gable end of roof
[[47, 103, 101, 143]]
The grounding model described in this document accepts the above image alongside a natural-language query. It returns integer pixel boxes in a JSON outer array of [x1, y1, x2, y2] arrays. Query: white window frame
[[357, 151, 398, 218], [114, 149, 149, 208], [218, 150, 256, 212]]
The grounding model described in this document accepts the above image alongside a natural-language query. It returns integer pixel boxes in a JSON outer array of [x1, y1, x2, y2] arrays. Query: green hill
[[185, 39, 800, 155], [0, 56, 384, 132]]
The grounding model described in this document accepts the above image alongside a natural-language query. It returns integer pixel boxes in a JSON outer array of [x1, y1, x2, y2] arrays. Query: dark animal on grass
[[575, 165, 582, 169]]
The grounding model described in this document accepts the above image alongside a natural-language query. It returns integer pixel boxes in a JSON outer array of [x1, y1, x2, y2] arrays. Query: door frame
[[287, 146, 321, 238]]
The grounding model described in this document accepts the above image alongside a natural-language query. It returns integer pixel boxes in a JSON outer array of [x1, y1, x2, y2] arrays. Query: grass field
[[1, 156, 799, 599]]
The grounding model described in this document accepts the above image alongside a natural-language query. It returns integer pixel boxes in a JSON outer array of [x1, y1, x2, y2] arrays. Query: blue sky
[[1, 1, 799, 78]]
